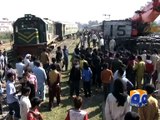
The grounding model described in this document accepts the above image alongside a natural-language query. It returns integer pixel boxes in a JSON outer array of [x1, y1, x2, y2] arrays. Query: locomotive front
[[13, 14, 51, 57]]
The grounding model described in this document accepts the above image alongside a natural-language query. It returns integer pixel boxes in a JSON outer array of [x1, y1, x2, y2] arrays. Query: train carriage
[[55, 22, 78, 40], [13, 14, 57, 57]]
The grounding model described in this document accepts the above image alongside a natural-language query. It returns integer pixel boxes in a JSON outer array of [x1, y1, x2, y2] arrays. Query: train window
[[18, 20, 38, 29]]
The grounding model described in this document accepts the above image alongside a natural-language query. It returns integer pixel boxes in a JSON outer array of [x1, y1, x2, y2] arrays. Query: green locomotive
[[13, 14, 57, 57]]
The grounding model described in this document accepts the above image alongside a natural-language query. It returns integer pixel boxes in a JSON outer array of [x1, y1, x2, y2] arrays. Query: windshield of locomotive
[[19, 20, 38, 29]]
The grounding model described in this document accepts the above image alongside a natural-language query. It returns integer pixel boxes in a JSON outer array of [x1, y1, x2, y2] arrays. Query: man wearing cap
[[24, 54, 31, 67]]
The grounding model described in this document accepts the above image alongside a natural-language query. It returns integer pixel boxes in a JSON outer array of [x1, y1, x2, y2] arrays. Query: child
[[65, 96, 88, 120], [20, 87, 31, 120], [27, 97, 43, 120]]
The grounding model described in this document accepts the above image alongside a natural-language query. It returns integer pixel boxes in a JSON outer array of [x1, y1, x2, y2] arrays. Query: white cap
[[25, 54, 31, 58]]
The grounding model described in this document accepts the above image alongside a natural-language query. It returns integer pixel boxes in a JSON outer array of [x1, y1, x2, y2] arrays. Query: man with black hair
[[101, 63, 113, 100], [117, 67, 134, 94], [48, 64, 61, 111], [20, 87, 31, 120], [6, 73, 20, 119], [138, 84, 159, 120]]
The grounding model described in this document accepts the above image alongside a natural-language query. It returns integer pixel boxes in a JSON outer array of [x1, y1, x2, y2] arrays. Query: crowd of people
[[68, 30, 160, 120], [0, 30, 160, 120]]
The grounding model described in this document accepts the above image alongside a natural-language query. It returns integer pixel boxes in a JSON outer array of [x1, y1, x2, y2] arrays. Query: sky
[[0, 0, 159, 23]]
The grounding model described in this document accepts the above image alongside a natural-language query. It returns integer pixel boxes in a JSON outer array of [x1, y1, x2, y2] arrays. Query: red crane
[[131, 0, 160, 36]]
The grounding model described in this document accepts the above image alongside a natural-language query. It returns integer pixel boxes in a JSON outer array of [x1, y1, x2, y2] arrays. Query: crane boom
[[132, 0, 160, 23]]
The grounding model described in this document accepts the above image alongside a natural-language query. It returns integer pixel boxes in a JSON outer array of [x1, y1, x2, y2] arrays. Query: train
[[13, 14, 78, 57]]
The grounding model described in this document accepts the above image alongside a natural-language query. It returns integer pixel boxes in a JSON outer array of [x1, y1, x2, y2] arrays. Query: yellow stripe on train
[[17, 32, 38, 39], [18, 35, 38, 43]]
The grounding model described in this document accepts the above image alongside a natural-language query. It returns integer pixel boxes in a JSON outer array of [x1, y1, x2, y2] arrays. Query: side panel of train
[[55, 22, 78, 40], [13, 14, 57, 57]]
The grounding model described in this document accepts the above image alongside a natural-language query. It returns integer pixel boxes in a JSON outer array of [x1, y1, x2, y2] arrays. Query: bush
[[0, 32, 12, 39], [0, 32, 12, 43]]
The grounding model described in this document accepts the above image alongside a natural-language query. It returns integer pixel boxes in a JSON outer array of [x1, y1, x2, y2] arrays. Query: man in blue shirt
[[32, 60, 47, 101]]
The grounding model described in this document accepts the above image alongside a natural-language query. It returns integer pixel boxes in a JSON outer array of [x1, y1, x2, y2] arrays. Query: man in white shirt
[[109, 38, 116, 52], [16, 56, 26, 80], [141, 50, 147, 61], [20, 87, 31, 120], [99, 36, 105, 52]]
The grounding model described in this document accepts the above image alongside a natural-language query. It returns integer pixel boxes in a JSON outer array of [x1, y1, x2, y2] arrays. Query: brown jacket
[[40, 52, 50, 65]]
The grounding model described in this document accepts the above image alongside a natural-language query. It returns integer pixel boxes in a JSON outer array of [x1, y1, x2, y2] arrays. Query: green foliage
[[151, 21, 159, 27], [0, 32, 12, 40]]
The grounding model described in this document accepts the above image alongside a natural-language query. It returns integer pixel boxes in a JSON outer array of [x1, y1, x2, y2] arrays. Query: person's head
[[83, 62, 89, 70], [22, 87, 31, 96], [7, 63, 13, 69], [124, 112, 140, 120], [142, 50, 146, 54], [30, 55, 37, 62], [118, 67, 124, 77], [73, 96, 83, 109], [112, 79, 127, 106], [25, 68, 33, 74], [31, 97, 42, 108], [64, 45, 67, 49], [50, 64, 56, 70], [146, 54, 151, 60], [144, 84, 155, 95], [57, 46, 61, 50], [34, 60, 41, 67], [51, 57, 56, 63], [18, 56, 23, 62], [25, 54, 31, 59], [153, 48, 158, 54], [113, 78, 125, 93], [81, 54, 85, 60], [7, 73, 14, 81], [103, 63, 108, 69], [137, 56, 142, 61]]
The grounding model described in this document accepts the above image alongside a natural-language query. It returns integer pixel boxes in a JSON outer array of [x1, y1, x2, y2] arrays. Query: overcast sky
[[0, 0, 159, 23]]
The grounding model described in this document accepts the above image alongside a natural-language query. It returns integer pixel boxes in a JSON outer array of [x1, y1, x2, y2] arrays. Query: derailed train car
[[13, 14, 78, 57]]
